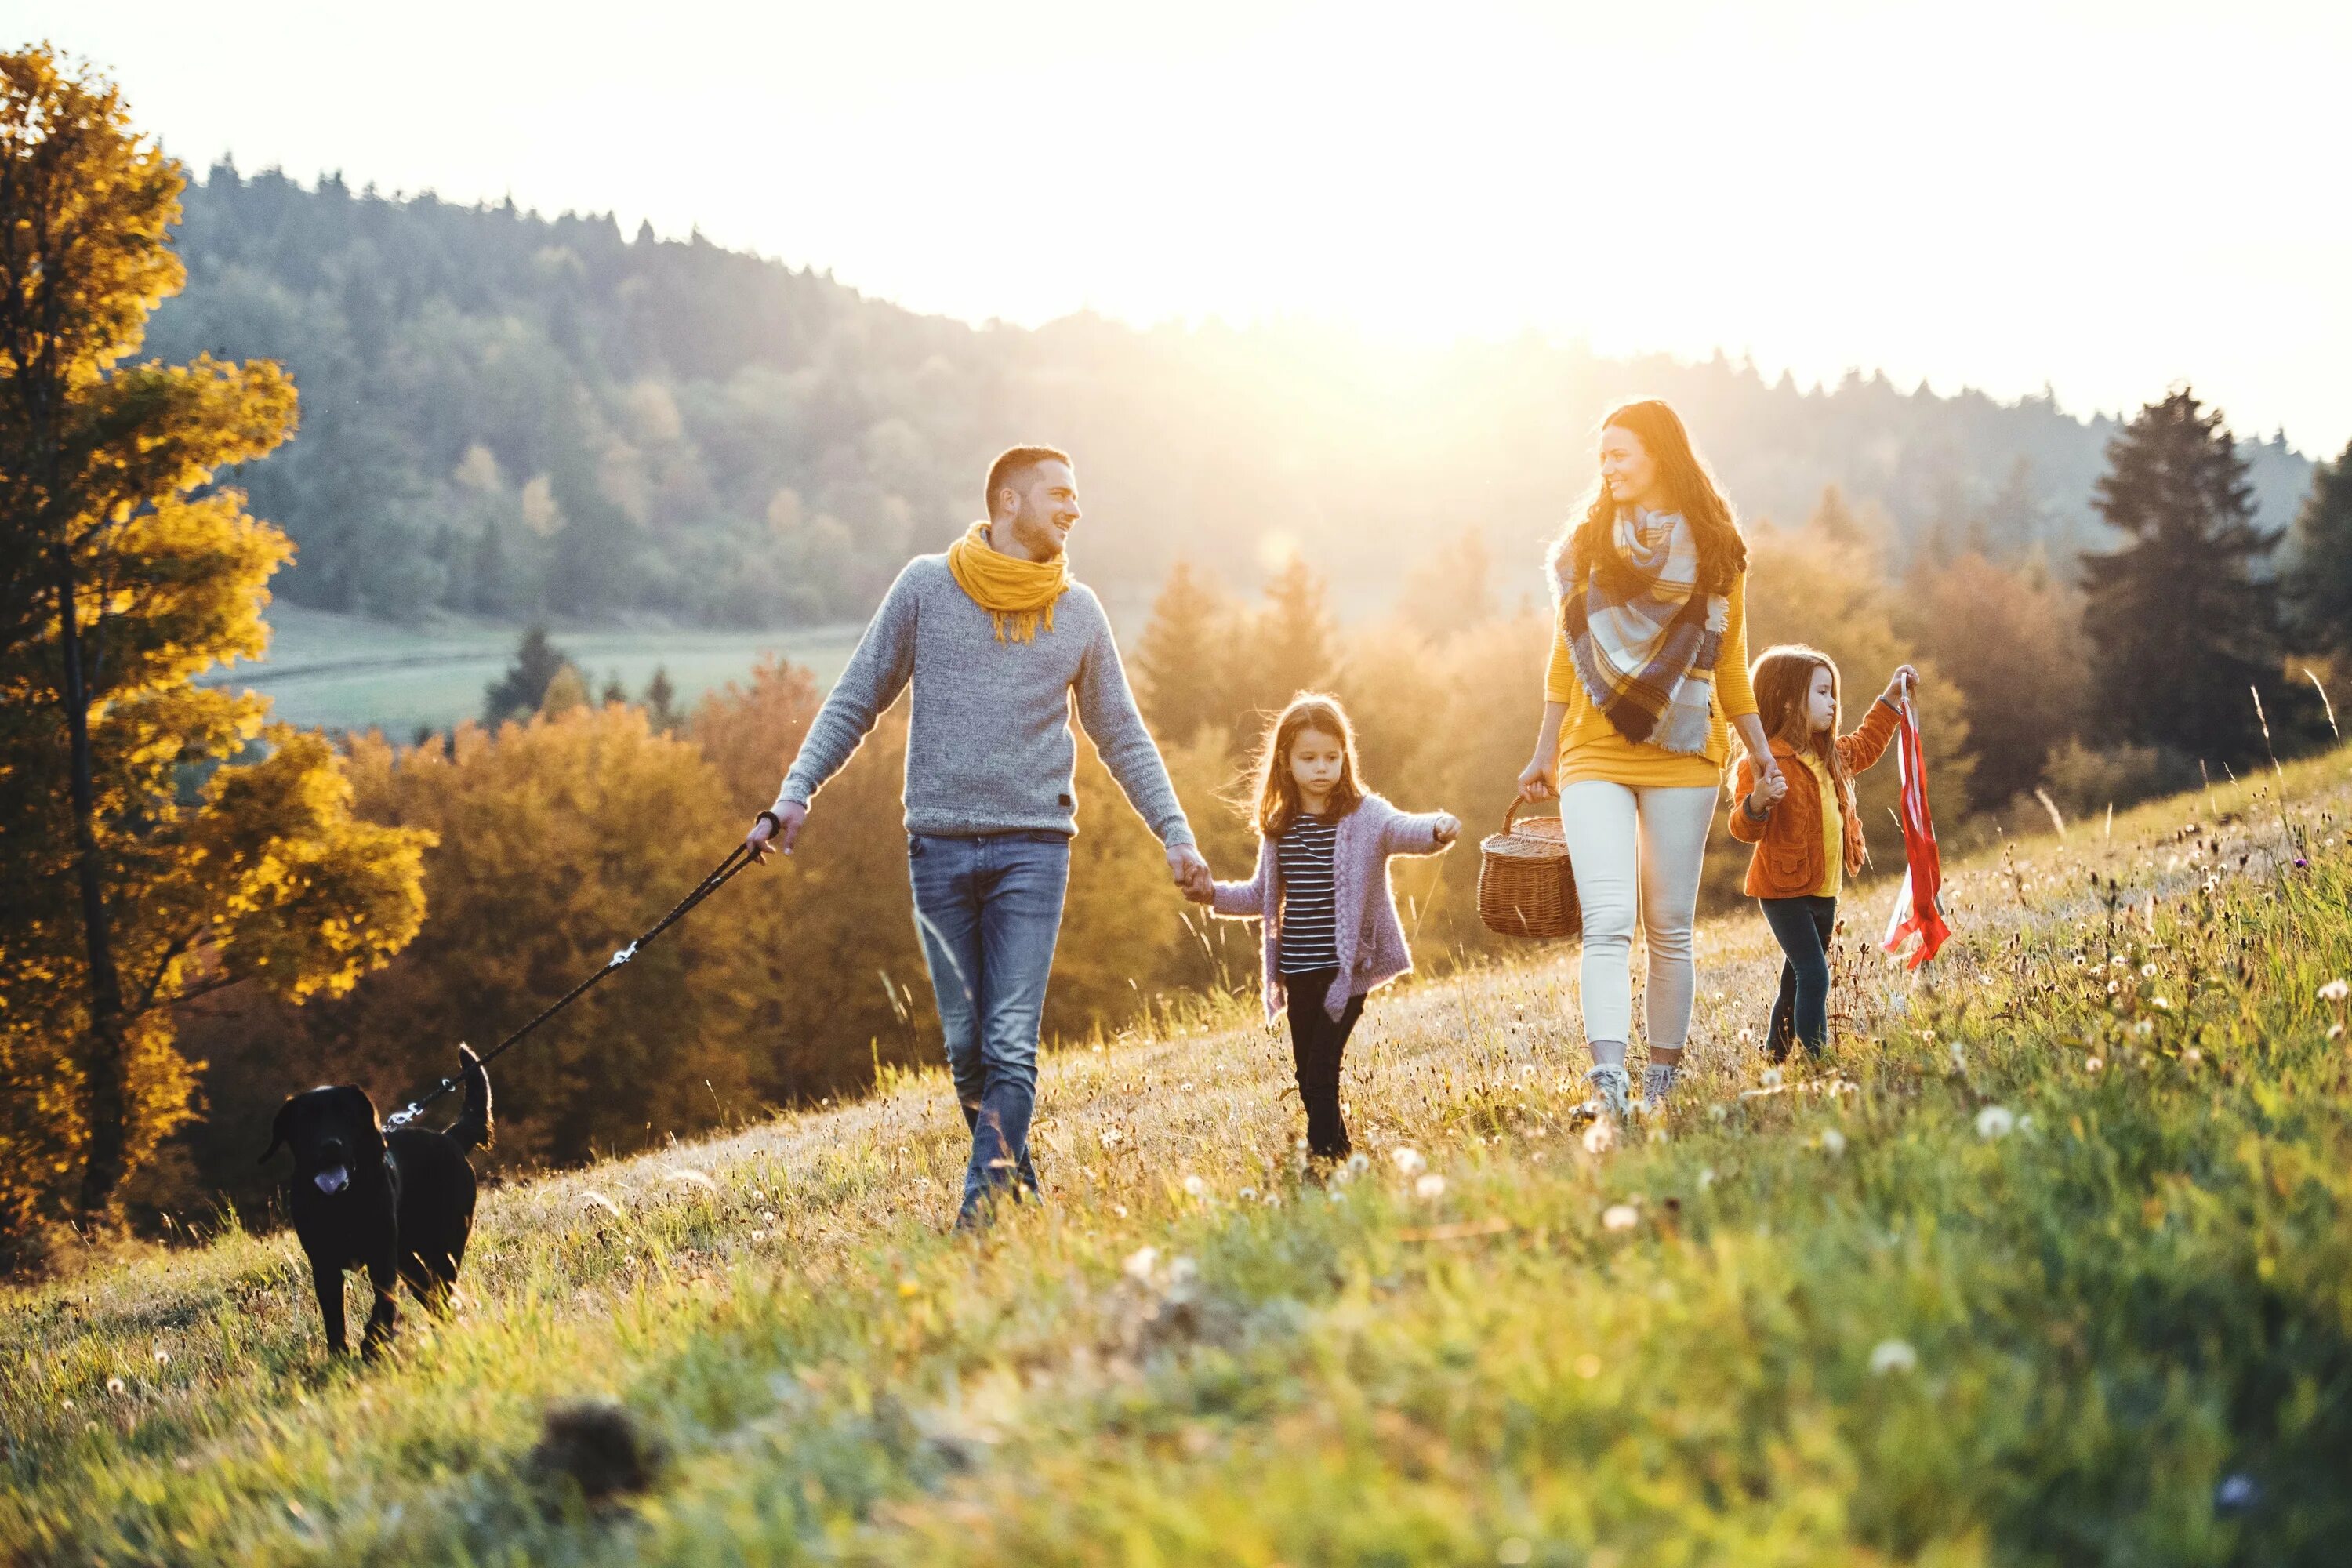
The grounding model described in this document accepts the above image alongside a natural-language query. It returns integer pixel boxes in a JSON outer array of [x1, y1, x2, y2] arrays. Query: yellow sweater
[[1544, 572, 1759, 789]]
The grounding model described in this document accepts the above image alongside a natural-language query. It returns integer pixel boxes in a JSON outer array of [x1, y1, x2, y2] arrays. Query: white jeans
[[1556, 781, 1718, 1052]]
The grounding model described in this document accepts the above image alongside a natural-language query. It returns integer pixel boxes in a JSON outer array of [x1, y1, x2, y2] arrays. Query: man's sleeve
[[1072, 608, 1196, 850], [771, 567, 919, 814]]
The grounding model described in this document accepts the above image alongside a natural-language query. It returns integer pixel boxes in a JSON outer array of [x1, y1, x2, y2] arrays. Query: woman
[[1516, 398, 1781, 1119]]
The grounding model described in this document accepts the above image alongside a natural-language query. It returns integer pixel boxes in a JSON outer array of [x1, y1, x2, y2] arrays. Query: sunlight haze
[[18, 0, 2352, 452]]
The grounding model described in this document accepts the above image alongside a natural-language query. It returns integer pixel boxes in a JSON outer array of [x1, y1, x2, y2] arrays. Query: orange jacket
[[1727, 699, 1900, 899]]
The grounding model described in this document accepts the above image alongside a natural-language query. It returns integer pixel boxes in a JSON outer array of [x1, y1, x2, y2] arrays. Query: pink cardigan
[[1210, 793, 1453, 1022]]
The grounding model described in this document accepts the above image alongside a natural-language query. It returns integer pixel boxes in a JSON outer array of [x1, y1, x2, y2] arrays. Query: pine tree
[[2079, 388, 2293, 768], [599, 668, 628, 706], [1251, 555, 1338, 714], [643, 664, 683, 732], [1132, 561, 1232, 745], [2286, 437, 2352, 666], [484, 624, 573, 725]]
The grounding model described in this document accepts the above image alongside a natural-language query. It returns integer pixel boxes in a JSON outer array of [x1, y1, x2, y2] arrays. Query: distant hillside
[[151, 166, 2314, 625]]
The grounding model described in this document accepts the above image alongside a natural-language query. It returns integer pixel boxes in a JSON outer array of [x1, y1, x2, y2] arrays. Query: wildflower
[[2153, 996, 2171, 1011], [1582, 1120, 1617, 1154], [106, 1376, 126, 1396], [1697, 1166, 1716, 1190], [1975, 1105, 2016, 1139], [2321, 979, 2350, 1005], [1123, 1246, 1160, 1282], [1181, 1174, 1207, 1198], [1112, 1204, 1129, 1218], [1761, 1067, 1784, 1088], [2332, 1025, 2346, 1041], [1820, 1127, 1847, 1156], [2087, 1056, 2105, 1071], [2107, 979, 2120, 995], [1602, 1203, 1639, 1231], [749, 1229, 767, 1241], [1949, 1041, 1966, 1069], [2142, 963, 2158, 978], [1391, 1147, 1427, 1177], [1414, 1174, 1447, 1200], [153, 1350, 169, 1367], [1344, 1152, 1371, 1178], [1239, 1186, 1258, 1200], [2183, 1047, 2203, 1064], [1736, 1025, 1756, 1046], [1869, 1339, 1918, 1374]]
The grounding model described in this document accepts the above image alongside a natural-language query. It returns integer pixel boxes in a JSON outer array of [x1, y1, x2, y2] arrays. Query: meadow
[[194, 604, 864, 735], [5, 749, 2350, 1566]]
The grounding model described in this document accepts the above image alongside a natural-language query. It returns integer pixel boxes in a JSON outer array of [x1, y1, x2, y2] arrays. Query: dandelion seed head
[[2331, 1024, 2346, 1041], [2321, 978, 2350, 1005], [106, 1377, 125, 1396], [1976, 1105, 2016, 1139], [153, 1350, 169, 1366], [1168, 1255, 1199, 1286], [1582, 1120, 1617, 1154], [1414, 1174, 1447, 1200], [1762, 1067, 1784, 1088], [1344, 1152, 1371, 1177], [1391, 1147, 1427, 1176], [1697, 1166, 1716, 1189], [2087, 1056, 2105, 1071], [1123, 1246, 1160, 1281], [1602, 1203, 1639, 1231], [1870, 1338, 1918, 1374], [1736, 1025, 1756, 1044], [1181, 1174, 1207, 1198], [2142, 963, 2158, 978], [1820, 1128, 1847, 1156]]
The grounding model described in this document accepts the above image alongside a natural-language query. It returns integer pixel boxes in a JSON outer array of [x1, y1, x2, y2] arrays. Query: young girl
[[1728, 646, 1917, 1060], [1200, 694, 1460, 1160]]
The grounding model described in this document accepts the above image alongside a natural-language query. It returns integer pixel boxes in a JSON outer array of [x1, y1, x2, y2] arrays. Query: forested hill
[[151, 165, 2314, 626]]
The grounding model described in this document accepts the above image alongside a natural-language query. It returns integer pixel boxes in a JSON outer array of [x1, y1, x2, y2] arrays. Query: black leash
[[383, 840, 760, 1128]]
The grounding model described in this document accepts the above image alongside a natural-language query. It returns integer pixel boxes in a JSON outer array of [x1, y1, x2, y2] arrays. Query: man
[[748, 445, 1210, 1225]]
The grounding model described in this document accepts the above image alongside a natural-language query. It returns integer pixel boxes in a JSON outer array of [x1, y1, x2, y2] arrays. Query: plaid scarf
[[1552, 509, 1728, 753]]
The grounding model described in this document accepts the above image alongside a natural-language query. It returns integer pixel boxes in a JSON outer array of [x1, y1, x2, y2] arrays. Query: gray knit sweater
[[771, 554, 1195, 847]]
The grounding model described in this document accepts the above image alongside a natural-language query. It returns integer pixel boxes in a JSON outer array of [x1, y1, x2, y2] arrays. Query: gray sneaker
[[1584, 1063, 1632, 1122]]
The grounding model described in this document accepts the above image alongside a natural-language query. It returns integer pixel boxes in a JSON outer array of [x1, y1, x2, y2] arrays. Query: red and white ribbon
[[1881, 691, 1951, 969]]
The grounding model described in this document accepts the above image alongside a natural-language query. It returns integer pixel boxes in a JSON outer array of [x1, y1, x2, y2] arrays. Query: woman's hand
[[1882, 663, 1919, 705], [1517, 754, 1556, 804], [1431, 812, 1461, 846]]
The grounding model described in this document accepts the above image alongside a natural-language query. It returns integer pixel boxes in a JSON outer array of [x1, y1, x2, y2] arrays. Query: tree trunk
[[56, 543, 130, 1218]]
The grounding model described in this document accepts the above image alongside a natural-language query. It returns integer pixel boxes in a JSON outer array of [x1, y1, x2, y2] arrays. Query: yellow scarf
[[946, 521, 1071, 643]]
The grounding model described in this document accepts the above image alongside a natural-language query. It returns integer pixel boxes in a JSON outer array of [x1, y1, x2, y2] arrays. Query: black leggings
[[1284, 967, 1366, 1158], [1759, 895, 1838, 1061]]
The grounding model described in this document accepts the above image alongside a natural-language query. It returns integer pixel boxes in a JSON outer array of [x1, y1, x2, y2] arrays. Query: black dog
[[260, 1047, 493, 1355]]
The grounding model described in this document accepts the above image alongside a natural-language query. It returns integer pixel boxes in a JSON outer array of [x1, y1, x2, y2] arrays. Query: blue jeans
[[1759, 895, 1837, 1060], [906, 830, 1070, 1221]]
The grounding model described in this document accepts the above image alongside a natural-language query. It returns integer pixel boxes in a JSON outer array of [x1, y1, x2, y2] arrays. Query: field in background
[[7, 749, 2351, 1564], [196, 604, 865, 735]]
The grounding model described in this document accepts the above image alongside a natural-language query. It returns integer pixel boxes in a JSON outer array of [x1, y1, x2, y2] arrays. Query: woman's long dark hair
[[1552, 398, 1747, 596]]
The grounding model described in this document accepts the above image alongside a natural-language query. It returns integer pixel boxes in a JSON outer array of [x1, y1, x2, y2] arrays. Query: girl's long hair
[[1552, 398, 1748, 596], [1246, 692, 1366, 837], [1748, 643, 1864, 868]]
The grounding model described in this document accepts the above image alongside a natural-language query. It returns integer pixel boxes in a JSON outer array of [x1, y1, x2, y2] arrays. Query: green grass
[[8, 750, 2352, 1565], [194, 604, 862, 735]]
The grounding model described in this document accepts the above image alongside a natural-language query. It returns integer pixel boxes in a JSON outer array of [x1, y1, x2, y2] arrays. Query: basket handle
[[1501, 797, 1552, 836]]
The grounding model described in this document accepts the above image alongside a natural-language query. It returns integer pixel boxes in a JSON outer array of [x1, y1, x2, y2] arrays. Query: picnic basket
[[1477, 800, 1581, 940]]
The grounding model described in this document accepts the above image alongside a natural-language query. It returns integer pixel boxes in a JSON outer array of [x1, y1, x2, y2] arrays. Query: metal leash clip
[[383, 1076, 456, 1129]]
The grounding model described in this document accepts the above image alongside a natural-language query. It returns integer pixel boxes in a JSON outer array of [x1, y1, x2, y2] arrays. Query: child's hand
[[1431, 812, 1461, 846], [1883, 664, 1918, 704], [1751, 771, 1789, 811]]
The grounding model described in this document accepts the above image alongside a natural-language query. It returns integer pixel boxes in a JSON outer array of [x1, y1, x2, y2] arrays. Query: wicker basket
[[1477, 800, 1582, 940]]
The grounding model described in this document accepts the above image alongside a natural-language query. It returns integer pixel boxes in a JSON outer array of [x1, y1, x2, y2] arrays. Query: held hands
[[1882, 663, 1920, 705], [747, 801, 807, 862], [1170, 842, 1214, 904], [1748, 768, 1789, 816]]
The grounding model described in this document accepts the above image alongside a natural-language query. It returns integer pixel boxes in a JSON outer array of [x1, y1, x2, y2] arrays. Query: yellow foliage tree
[[0, 49, 429, 1237]]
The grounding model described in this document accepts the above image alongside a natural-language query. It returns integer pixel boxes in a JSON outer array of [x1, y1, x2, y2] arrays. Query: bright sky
[[17, 0, 2352, 454]]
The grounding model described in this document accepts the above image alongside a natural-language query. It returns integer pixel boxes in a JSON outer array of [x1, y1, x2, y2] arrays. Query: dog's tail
[[447, 1044, 494, 1152]]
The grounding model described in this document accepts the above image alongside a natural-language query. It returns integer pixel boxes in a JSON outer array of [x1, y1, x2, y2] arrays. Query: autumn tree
[[2286, 437, 2352, 668], [1241, 554, 1338, 728], [2080, 389, 2302, 768], [0, 48, 428, 1233], [1900, 550, 2089, 806]]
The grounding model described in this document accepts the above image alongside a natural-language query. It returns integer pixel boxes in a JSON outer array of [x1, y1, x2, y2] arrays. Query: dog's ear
[[260, 1098, 296, 1164], [335, 1085, 386, 1156]]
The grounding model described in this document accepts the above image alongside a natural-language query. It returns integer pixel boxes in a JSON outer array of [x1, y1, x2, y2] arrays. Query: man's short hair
[[984, 445, 1073, 519]]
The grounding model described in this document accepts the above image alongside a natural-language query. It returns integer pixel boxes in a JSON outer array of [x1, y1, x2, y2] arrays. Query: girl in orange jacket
[[1728, 646, 1916, 1060]]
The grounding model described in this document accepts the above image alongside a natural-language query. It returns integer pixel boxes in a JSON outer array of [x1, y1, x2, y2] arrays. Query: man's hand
[[1168, 842, 1213, 903], [748, 801, 807, 862], [1431, 812, 1461, 846]]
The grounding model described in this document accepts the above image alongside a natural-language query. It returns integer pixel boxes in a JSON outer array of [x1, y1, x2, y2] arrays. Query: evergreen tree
[[2078, 389, 2295, 768], [1396, 527, 1495, 640], [643, 664, 683, 731], [599, 668, 628, 706], [1251, 554, 1338, 713], [483, 624, 573, 725], [2286, 437, 2352, 666], [1132, 561, 1232, 745]]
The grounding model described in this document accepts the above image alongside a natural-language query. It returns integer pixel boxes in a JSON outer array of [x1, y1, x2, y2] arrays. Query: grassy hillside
[[7, 750, 2351, 1564], [193, 605, 863, 735]]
